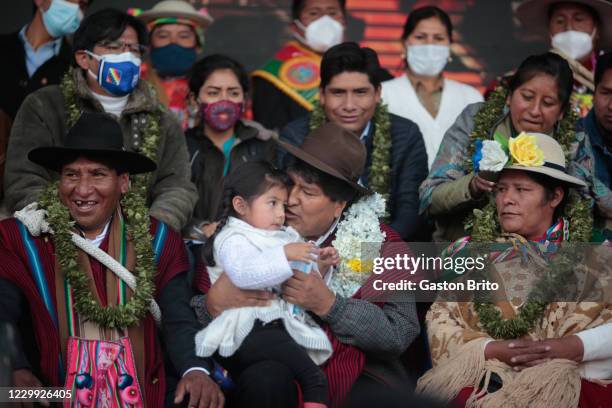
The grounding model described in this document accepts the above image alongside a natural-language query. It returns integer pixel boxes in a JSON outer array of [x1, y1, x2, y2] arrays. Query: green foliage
[[461, 86, 592, 339], [53, 68, 164, 328], [40, 182, 157, 328]]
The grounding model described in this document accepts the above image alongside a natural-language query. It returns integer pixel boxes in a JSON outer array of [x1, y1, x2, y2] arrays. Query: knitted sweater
[[195, 217, 333, 364]]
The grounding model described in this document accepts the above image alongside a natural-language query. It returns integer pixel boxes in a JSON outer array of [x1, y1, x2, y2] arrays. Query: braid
[[203, 187, 235, 266]]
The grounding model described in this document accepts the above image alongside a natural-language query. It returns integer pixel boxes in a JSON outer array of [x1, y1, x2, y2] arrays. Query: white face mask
[[551, 30, 594, 61], [295, 15, 344, 53], [406, 44, 450, 76], [41, 0, 83, 38]]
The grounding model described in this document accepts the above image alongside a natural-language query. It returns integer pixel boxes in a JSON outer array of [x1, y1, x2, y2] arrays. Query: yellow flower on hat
[[509, 132, 545, 167]]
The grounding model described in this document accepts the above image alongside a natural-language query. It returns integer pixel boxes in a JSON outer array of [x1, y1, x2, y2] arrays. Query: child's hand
[[284, 242, 318, 263], [317, 246, 340, 274]]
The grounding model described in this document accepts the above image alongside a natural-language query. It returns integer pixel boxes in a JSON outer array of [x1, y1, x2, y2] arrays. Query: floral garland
[[330, 193, 386, 297], [459, 86, 593, 339], [39, 181, 156, 329], [310, 101, 392, 219]]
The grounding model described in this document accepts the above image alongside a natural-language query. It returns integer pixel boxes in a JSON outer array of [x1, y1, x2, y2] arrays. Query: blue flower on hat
[[472, 139, 483, 173]]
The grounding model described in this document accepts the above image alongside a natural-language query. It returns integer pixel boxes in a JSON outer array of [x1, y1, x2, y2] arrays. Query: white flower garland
[[330, 193, 387, 298]]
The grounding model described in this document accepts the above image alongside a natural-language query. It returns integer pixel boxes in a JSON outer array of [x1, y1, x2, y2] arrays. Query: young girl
[[195, 161, 337, 408]]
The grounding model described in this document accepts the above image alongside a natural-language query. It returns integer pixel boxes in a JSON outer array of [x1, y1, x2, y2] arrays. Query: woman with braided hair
[[195, 160, 339, 408]]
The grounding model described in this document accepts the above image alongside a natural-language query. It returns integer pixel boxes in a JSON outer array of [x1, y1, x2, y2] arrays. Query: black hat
[[28, 112, 157, 174], [278, 122, 370, 194]]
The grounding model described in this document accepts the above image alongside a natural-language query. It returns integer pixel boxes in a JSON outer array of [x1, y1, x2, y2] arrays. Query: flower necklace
[[39, 181, 156, 329], [330, 193, 386, 297], [460, 86, 592, 339], [310, 101, 392, 219]]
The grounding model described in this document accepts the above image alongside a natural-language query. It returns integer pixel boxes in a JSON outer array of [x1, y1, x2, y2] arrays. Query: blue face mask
[[150, 44, 197, 77], [86, 51, 142, 96], [42, 0, 82, 38]]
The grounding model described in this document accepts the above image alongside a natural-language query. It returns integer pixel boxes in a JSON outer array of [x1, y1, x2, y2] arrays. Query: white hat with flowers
[[472, 132, 587, 188]]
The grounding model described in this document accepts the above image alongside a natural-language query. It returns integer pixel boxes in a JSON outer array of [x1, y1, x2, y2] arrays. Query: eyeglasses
[[96, 40, 147, 56]]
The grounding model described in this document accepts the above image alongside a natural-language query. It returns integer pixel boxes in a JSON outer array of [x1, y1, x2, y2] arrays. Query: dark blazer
[[0, 31, 72, 120], [279, 113, 429, 241]]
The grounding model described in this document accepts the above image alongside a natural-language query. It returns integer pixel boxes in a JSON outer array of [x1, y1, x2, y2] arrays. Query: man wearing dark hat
[[0, 113, 223, 408], [515, 0, 612, 116], [192, 122, 420, 407], [4, 8, 197, 232], [278, 42, 429, 242]]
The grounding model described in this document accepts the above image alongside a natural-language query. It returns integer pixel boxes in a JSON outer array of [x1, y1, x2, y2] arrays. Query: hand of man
[[11, 369, 49, 408], [282, 270, 336, 316], [174, 371, 224, 408], [206, 273, 273, 318], [484, 339, 550, 369], [202, 222, 219, 239]]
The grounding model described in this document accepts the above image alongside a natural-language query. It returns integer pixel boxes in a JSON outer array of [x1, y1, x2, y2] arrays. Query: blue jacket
[[278, 113, 429, 241]]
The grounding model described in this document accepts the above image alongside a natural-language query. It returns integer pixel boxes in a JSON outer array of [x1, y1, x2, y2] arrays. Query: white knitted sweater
[[195, 217, 333, 364]]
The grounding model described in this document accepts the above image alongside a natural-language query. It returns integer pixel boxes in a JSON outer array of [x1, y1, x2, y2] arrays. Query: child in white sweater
[[195, 161, 338, 408]]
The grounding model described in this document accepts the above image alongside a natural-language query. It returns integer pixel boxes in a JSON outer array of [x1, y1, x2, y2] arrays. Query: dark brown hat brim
[[279, 140, 371, 195], [28, 146, 157, 174]]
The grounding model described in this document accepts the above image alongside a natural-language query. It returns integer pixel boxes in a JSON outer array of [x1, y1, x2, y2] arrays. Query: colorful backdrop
[[2, 0, 549, 90]]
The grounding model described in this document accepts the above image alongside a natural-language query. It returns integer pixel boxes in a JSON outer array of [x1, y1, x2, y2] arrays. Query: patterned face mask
[[200, 100, 243, 131], [86, 51, 142, 96]]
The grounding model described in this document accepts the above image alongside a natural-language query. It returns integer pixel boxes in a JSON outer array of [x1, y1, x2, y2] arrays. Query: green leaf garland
[[49, 68, 164, 328], [461, 85, 593, 339], [473, 243, 580, 339], [39, 182, 156, 329]]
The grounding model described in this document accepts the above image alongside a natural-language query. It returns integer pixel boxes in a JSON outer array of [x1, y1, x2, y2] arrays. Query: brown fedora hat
[[278, 122, 370, 194]]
